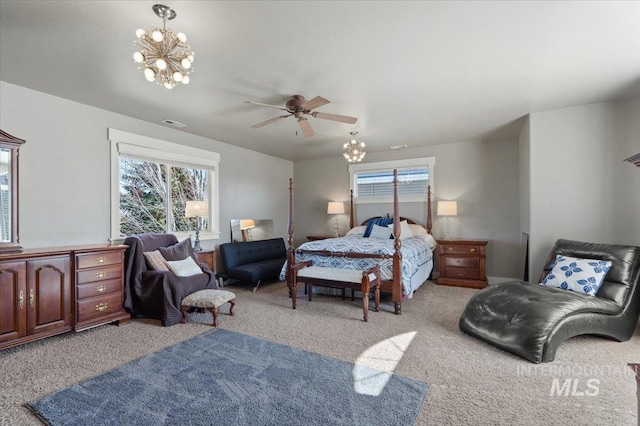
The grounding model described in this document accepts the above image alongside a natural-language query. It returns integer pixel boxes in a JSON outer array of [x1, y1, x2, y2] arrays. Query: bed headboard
[[360, 216, 417, 226]]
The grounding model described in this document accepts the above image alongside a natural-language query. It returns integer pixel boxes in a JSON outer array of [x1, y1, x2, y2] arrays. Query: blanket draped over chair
[[123, 233, 217, 326]]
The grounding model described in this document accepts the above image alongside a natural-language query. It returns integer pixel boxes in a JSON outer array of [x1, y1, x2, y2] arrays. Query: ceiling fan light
[[182, 75, 190, 84], [181, 58, 192, 69], [187, 53, 194, 62], [133, 51, 145, 63], [177, 32, 187, 42], [172, 71, 183, 82], [164, 81, 174, 89], [136, 28, 146, 39]]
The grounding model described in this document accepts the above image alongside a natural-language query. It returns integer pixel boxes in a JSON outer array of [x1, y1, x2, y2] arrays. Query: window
[[349, 157, 435, 204], [109, 129, 220, 241]]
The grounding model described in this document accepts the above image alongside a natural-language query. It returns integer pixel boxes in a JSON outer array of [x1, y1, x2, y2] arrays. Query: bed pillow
[[363, 217, 394, 237], [408, 224, 429, 238], [539, 255, 612, 296], [143, 250, 171, 271], [166, 257, 203, 277], [346, 226, 367, 236], [369, 224, 392, 239], [387, 220, 414, 240], [159, 238, 197, 263]]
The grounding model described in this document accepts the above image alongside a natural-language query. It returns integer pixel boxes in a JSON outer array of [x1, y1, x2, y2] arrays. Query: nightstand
[[196, 249, 215, 272], [436, 239, 488, 288]]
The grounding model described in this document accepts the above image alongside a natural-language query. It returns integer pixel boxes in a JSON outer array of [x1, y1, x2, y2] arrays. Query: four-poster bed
[[284, 170, 435, 315]]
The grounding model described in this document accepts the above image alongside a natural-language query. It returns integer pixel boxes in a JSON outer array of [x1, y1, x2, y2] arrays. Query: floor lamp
[[437, 200, 457, 240]]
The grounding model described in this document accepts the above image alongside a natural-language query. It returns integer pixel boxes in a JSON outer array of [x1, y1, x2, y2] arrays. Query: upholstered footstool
[[181, 289, 236, 327]]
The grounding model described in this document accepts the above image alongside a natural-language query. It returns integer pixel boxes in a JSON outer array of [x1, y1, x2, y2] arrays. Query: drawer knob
[[469, 248, 476, 253], [96, 257, 105, 264], [96, 285, 106, 293], [96, 303, 108, 312], [29, 289, 34, 307], [96, 272, 105, 279], [447, 247, 453, 251], [458, 272, 465, 276], [19, 291, 24, 308]]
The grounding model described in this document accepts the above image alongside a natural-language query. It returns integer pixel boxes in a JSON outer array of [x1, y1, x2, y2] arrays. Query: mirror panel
[[230, 219, 274, 242]]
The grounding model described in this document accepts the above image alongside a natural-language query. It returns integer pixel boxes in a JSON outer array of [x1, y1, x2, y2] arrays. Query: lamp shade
[[327, 201, 345, 215], [240, 219, 256, 230], [437, 200, 457, 216], [185, 200, 208, 218]]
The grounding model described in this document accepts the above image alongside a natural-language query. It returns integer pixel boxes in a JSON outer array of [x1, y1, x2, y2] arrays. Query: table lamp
[[327, 201, 345, 237], [185, 200, 208, 251], [437, 200, 457, 240]]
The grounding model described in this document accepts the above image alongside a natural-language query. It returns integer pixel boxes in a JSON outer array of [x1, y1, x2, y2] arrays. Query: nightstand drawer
[[445, 256, 480, 269], [76, 251, 122, 269], [446, 267, 480, 280], [444, 244, 480, 255], [76, 292, 123, 323], [77, 278, 122, 300], [76, 264, 122, 284]]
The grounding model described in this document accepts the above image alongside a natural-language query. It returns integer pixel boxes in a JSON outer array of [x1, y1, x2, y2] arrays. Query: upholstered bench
[[291, 264, 380, 322], [180, 289, 236, 327]]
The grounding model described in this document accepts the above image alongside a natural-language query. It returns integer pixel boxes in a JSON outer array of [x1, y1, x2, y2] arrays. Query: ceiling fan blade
[[311, 111, 358, 125], [298, 117, 315, 137], [244, 100, 290, 112], [251, 114, 290, 128], [301, 96, 330, 111]]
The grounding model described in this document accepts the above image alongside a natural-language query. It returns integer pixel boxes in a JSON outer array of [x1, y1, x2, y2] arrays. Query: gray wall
[[528, 98, 640, 278], [0, 81, 293, 252], [293, 138, 522, 280]]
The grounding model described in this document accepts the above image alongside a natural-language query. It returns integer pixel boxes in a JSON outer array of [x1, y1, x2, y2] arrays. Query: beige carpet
[[1, 281, 638, 425]]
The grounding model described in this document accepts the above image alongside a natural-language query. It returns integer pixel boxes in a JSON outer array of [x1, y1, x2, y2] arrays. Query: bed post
[[286, 178, 294, 294], [349, 189, 354, 230], [392, 169, 402, 314], [426, 185, 432, 234]]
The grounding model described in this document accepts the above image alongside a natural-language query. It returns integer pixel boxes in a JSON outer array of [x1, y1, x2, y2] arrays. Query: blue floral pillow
[[539, 255, 612, 296]]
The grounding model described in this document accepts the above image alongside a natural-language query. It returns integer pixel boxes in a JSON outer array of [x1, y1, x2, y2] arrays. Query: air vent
[[390, 144, 408, 150], [161, 119, 186, 128]]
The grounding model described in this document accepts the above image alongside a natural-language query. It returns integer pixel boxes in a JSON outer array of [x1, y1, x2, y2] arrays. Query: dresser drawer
[[76, 292, 123, 323], [76, 264, 122, 285], [446, 267, 480, 280], [443, 244, 480, 255], [77, 278, 122, 300], [76, 251, 122, 270], [445, 256, 480, 269]]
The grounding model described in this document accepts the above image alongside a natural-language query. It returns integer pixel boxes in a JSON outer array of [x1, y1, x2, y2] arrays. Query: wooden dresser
[[196, 249, 216, 271], [436, 239, 488, 288], [0, 244, 129, 350], [74, 246, 130, 332]]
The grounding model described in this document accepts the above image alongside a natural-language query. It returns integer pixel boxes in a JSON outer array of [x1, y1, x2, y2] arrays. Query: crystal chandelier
[[133, 4, 194, 89], [343, 131, 366, 163]]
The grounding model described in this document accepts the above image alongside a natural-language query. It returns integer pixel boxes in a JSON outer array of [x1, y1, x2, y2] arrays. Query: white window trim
[[349, 157, 435, 204], [108, 128, 221, 242]]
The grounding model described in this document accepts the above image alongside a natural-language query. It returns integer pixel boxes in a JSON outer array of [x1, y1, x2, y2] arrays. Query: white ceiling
[[1, 1, 639, 161]]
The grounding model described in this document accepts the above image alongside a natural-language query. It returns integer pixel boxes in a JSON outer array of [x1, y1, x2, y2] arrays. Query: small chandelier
[[133, 4, 194, 89], [343, 131, 366, 163]]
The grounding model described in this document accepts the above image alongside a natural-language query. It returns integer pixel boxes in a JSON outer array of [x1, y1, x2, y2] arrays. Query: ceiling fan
[[244, 95, 357, 137]]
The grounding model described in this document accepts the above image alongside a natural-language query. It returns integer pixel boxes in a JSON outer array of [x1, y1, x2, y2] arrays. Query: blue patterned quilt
[[279, 234, 436, 297]]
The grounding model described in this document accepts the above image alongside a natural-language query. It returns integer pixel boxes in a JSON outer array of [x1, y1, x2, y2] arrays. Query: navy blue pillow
[[363, 217, 394, 237]]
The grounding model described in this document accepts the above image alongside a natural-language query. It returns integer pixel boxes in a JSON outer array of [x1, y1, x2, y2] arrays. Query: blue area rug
[[27, 329, 429, 425]]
